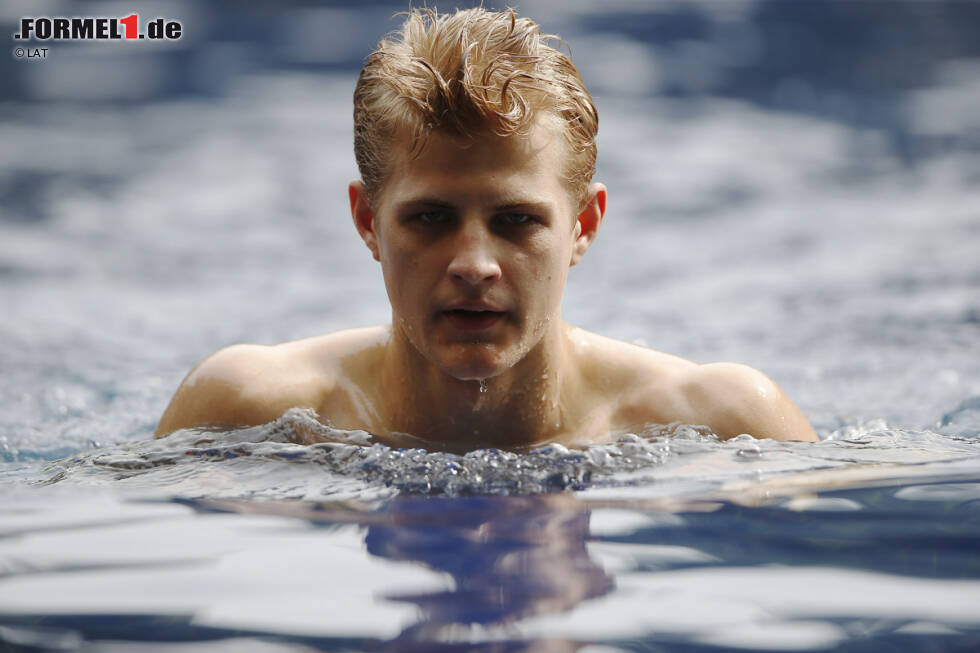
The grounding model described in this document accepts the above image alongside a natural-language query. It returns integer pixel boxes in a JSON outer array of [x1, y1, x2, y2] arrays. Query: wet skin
[[155, 121, 817, 448]]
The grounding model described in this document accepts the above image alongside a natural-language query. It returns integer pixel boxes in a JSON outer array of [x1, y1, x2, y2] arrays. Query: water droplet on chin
[[479, 379, 488, 393]]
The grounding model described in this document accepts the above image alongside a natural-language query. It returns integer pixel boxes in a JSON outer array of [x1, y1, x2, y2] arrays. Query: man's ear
[[349, 181, 380, 262], [570, 182, 607, 267]]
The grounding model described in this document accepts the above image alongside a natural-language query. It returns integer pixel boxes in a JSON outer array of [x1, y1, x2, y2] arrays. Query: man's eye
[[499, 213, 534, 225], [414, 211, 450, 224]]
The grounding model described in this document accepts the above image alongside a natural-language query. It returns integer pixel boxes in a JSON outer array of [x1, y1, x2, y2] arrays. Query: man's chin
[[442, 361, 504, 382], [435, 346, 512, 382]]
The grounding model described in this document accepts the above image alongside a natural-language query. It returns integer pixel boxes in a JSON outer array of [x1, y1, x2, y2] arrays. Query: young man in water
[[155, 8, 817, 448]]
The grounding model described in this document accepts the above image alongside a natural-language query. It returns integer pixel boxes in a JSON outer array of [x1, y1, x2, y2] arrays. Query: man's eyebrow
[[493, 200, 552, 212], [395, 198, 455, 209], [394, 197, 553, 212]]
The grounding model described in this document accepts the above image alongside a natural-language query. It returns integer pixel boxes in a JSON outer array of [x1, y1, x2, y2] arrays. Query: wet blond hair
[[353, 7, 598, 207]]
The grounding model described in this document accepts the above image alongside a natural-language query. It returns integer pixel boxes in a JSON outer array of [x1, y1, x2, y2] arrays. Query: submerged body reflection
[[203, 492, 614, 650], [366, 494, 613, 640]]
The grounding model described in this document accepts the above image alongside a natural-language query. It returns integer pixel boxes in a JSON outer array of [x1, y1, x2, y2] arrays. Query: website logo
[[12, 14, 182, 60]]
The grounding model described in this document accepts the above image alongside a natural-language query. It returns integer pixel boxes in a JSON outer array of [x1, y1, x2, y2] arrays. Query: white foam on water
[[25, 407, 980, 504]]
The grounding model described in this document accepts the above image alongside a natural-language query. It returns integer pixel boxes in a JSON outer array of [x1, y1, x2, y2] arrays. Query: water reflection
[[2, 478, 979, 651], [365, 494, 613, 647], [199, 493, 613, 651]]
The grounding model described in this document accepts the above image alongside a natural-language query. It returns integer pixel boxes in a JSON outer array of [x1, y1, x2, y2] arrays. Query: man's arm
[[683, 362, 818, 442], [154, 344, 294, 437]]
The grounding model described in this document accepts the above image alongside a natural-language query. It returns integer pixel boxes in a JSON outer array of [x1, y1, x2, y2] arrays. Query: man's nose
[[447, 221, 502, 285]]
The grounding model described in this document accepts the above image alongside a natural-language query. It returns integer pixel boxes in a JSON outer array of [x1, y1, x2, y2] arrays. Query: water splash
[[32, 409, 980, 501], [936, 395, 980, 437], [36, 409, 718, 498]]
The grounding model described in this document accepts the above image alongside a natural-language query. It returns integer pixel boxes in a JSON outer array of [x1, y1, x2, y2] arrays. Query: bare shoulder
[[569, 328, 816, 442], [680, 362, 817, 441], [154, 326, 389, 437], [567, 327, 695, 389], [566, 327, 695, 428]]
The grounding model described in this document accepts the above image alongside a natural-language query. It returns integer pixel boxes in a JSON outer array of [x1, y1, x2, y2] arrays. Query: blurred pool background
[[1, 1, 979, 651]]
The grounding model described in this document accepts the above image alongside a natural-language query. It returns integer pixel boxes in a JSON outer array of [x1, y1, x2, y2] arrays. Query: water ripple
[[34, 408, 980, 501]]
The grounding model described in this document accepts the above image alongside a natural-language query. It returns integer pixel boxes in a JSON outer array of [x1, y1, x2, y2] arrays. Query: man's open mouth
[[443, 309, 505, 332]]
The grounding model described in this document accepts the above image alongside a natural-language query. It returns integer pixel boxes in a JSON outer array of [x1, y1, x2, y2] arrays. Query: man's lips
[[441, 303, 506, 332], [444, 300, 505, 312]]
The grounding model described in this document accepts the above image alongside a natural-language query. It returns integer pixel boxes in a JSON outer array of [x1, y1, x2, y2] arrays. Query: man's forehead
[[378, 120, 572, 204], [381, 166, 567, 216], [390, 190, 556, 212]]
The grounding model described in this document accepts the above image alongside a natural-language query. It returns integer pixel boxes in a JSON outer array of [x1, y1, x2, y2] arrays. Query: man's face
[[362, 120, 584, 381]]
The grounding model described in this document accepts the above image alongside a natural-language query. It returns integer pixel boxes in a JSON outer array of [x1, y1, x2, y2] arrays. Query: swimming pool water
[[2, 1, 979, 650], [2, 418, 980, 651]]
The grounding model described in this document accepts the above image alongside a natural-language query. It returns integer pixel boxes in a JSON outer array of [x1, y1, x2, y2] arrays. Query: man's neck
[[377, 324, 570, 452]]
